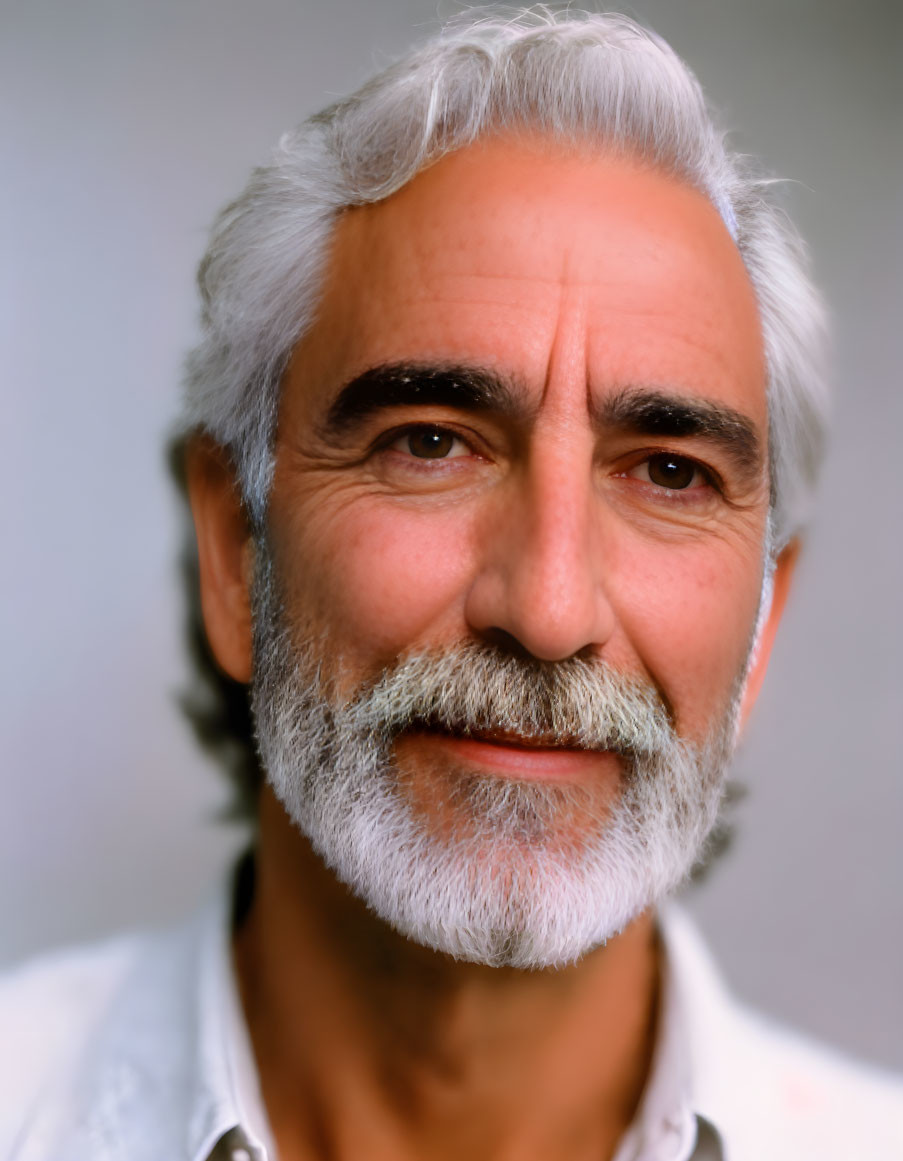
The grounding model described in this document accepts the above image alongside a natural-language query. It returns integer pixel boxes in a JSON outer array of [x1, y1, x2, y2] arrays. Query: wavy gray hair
[[182, 6, 828, 551]]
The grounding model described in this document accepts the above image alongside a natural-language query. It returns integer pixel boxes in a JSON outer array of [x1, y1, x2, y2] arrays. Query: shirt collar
[[194, 890, 736, 1161], [188, 891, 733, 1161], [27, 878, 271, 1161], [44, 879, 741, 1161], [186, 884, 274, 1161], [609, 903, 729, 1161], [655, 903, 745, 1161]]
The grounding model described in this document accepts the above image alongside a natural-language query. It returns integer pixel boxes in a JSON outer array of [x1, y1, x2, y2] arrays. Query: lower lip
[[401, 731, 621, 782]]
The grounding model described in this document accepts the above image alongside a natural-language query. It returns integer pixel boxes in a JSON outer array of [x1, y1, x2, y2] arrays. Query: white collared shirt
[[1, 881, 901, 1161]]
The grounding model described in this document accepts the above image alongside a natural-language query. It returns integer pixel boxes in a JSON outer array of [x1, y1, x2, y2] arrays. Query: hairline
[[177, 7, 828, 814]]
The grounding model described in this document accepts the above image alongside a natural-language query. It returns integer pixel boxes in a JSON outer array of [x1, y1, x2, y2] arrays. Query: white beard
[[250, 548, 743, 970]]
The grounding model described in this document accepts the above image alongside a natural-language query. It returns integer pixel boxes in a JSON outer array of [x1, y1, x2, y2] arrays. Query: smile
[[400, 727, 624, 783]]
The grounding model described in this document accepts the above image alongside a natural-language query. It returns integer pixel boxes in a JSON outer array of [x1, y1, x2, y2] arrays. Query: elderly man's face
[[193, 136, 788, 961], [268, 137, 771, 735]]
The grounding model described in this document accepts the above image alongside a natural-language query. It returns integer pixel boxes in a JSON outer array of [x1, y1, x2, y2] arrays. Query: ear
[[737, 538, 801, 729], [184, 435, 255, 684]]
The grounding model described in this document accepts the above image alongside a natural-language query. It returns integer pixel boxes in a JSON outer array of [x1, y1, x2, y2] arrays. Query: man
[[2, 9, 900, 1160]]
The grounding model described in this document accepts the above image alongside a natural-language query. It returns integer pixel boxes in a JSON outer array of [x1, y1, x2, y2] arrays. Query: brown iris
[[646, 453, 698, 490], [406, 429, 456, 458]]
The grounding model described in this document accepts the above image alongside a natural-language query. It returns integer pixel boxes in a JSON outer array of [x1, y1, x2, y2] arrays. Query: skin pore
[[187, 136, 795, 1161]]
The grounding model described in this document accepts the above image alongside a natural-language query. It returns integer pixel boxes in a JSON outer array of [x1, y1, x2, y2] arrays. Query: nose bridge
[[524, 432, 595, 610], [465, 284, 615, 660], [467, 419, 614, 662], [524, 283, 593, 587]]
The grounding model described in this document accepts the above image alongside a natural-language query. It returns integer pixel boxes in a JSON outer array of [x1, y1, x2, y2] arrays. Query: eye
[[629, 453, 709, 491], [390, 426, 470, 460]]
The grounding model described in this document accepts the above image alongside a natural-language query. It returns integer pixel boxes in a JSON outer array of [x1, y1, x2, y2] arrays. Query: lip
[[400, 728, 622, 782]]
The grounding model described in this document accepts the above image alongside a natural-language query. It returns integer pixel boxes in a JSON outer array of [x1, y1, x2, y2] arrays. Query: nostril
[[477, 626, 596, 664], [478, 626, 539, 660]]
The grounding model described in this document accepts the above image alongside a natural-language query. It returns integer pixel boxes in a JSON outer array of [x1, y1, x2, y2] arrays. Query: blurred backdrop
[[2, 0, 901, 1069]]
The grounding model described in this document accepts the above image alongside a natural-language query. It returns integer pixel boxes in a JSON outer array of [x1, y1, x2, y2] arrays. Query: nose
[[464, 442, 616, 661]]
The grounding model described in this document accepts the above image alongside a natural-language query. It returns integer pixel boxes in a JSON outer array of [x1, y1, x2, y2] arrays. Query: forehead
[[285, 136, 766, 423]]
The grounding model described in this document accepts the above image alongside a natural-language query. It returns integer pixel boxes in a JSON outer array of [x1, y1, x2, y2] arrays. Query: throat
[[234, 787, 662, 1161]]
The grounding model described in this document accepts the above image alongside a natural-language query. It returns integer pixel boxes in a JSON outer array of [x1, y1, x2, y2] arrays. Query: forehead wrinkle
[[535, 279, 590, 416]]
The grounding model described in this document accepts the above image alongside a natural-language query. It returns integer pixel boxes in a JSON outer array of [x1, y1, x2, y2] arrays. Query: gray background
[[2, 0, 901, 1071]]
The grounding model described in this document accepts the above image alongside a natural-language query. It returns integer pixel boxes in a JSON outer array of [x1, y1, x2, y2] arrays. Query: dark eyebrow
[[322, 367, 764, 477], [322, 362, 524, 434], [599, 387, 763, 476]]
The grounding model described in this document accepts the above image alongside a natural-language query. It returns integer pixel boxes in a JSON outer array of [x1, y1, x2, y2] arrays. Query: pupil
[[648, 454, 695, 489], [410, 429, 454, 459]]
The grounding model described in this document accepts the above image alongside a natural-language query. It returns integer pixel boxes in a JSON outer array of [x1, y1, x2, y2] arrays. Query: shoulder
[[660, 906, 903, 1160], [0, 909, 211, 1161], [0, 931, 145, 1147], [725, 1001, 903, 1158]]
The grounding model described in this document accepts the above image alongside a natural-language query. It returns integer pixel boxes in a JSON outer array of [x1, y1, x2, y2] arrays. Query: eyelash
[[616, 449, 723, 498], [378, 423, 483, 465]]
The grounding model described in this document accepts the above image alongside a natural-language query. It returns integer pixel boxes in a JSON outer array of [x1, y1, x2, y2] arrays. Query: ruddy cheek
[[314, 505, 477, 661], [615, 548, 762, 734]]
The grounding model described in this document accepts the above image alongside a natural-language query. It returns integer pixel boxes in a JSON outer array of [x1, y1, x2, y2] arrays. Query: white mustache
[[323, 642, 676, 760], [250, 551, 735, 968]]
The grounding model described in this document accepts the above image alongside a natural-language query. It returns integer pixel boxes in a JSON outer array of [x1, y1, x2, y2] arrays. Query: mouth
[[397, 725, 623, 783]]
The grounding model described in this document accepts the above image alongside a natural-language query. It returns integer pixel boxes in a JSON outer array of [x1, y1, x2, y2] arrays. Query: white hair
[[183, 6, 828, 550]]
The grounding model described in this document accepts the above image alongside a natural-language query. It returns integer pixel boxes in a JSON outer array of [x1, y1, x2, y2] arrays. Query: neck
[[234, 787, 661, 1161]]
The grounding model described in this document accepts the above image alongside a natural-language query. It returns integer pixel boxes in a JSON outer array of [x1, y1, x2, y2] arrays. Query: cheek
[[614, 539, 763, 734], [280, 499, 477, 668]]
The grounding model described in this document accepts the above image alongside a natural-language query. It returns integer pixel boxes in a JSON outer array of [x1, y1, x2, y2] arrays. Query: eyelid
[[615, 449, 724, 493], [389, 428, 469, 459], [603, 445, 724, 506], [373, 420, 487, 458]]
